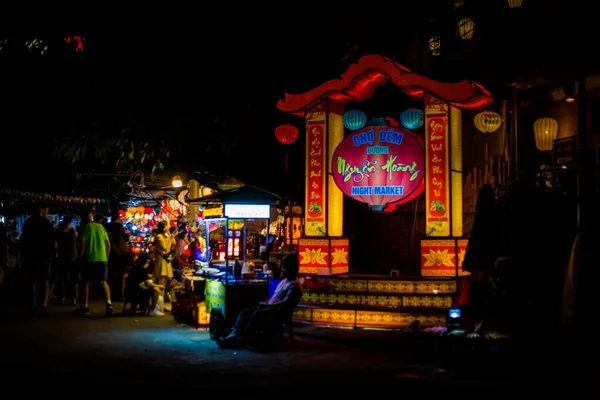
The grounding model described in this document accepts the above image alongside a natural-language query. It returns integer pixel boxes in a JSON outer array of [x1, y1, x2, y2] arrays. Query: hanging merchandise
[[121, 199, 185, 254], [0, 189, 106, 205]]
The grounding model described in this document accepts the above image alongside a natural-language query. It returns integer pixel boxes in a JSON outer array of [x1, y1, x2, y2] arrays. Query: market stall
[[189, 185, 281, 273], [187, 185, 282, 330]]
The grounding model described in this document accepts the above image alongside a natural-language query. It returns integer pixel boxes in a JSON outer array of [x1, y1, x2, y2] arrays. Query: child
[[125, 254, 165, 316]]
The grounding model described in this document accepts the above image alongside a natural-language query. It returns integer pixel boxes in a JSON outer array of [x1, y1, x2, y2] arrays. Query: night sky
[[0, 2, 595, 199]]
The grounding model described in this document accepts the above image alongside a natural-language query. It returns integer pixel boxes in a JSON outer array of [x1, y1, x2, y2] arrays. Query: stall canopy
[[188, 185, 282, 206]]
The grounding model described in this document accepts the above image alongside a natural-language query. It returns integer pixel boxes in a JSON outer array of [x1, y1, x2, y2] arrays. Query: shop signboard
[[424, 94, 451, 236], [202, 204, 224, 219], [224, 204, 270, 219], [305, 102, 327, 236], [331, 125, 425, 211], [553, 136, 577, 167], [205, 280, 226, 317]]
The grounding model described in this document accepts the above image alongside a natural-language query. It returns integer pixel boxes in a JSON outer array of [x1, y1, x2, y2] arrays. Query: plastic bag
[[155, 295, 164, 313]]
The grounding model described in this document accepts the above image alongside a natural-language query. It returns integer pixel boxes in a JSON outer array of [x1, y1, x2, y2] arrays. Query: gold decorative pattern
[[298, 238, 329, 246], [301, 292, 452, 309], [403, 296, 452, 308], [361, 295, 402, 308], [330, 239, 349, 247], [299, 248, 328, 265], [356, 311, 445, 327], [415, 281, 457, 293], [331, 248, 348, 265], [312, 308, 356, 325], [322, 279, 457, 294], [293, 308, 312, 321], [328, 279, 368, 292], [294, 307, 447, 328], [369, 280, 416, 293]]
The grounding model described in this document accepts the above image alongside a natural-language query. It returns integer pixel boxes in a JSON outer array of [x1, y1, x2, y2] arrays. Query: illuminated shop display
[[120, 199, 185, 254], [191, 186, 279, 268]]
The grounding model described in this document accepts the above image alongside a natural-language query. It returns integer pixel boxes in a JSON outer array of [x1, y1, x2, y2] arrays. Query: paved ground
[[0, 268, 591, 397]]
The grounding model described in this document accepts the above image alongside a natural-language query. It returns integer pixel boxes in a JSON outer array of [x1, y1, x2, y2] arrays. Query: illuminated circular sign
[[332, 125, 425, 211]]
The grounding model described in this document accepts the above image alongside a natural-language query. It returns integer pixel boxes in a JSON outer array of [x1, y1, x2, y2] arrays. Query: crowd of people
[[6, 202, 182, 317]]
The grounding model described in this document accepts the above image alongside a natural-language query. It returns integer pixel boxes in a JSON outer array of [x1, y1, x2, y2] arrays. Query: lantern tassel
[[285, 152, 289, 173]]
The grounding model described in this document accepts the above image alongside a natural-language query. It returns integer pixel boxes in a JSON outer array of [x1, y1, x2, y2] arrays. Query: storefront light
[[172, 175, 183, 188]]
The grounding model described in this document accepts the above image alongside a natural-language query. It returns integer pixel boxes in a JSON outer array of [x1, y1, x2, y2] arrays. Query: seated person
[[217, 255, 303, 348], [124, 254, 165, 317]]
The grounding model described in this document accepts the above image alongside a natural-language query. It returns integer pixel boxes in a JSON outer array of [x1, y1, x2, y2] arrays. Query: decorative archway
[[277, 54, 493, 275]]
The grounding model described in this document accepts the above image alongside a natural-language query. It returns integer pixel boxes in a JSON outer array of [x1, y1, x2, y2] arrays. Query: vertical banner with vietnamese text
[[424, 94, 450, 237], [305, 102, 327, 236]]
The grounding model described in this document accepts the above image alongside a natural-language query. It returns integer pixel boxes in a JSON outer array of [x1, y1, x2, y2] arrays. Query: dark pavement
[[0, 272, 591, 396]]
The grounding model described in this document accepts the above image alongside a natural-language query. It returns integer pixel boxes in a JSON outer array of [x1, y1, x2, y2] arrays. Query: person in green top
[[76, 214, 113, 317]]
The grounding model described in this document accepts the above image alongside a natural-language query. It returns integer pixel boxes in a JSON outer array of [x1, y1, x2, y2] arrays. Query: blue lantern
[[343, 110, 367, 131], [400, 108, 424, 130]]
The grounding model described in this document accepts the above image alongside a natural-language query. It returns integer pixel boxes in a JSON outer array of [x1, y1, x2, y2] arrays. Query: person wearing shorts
[[77, 214, 112, 317], [20, 202, 55, 316]]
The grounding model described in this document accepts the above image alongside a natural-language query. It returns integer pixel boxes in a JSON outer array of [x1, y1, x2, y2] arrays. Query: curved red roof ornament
[[277, 54, 493, 116]]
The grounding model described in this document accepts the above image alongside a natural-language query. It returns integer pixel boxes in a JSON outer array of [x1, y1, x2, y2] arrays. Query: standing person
[[77, 214, 112, 317], [106, 210, 131, 301], [20, 202, 55, 315], [53, 216, 79, 305], [153, 221, 173, 297], [0, 223, 8, 269]]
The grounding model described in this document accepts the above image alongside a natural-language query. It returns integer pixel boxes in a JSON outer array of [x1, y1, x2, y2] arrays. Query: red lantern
[[275, 124, 299, 145], [275, 124, 299, 172]]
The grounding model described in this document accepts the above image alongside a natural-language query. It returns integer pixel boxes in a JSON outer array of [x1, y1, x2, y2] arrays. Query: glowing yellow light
[[172, 175, 183, 188]]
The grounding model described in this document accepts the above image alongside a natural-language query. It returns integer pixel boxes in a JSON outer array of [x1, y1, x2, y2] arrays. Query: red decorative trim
[[276, 55, 493, 116]]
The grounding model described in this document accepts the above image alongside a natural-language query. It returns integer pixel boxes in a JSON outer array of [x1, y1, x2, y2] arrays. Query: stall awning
[[188, 185, 282, 206]]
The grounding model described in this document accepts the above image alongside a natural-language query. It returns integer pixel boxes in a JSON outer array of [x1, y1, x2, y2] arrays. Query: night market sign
[[332, 125, 425, 211]]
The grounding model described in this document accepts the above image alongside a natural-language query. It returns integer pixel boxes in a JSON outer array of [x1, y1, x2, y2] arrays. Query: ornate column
[[299, 98, 349, 275]]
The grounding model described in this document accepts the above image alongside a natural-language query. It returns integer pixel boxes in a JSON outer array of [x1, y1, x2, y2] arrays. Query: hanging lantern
[[474, 111, 502, 178], [457, 18, 475, 40], [507, 0, 522, 8], [533, 118, 558, 151], [342, 110, 367, 131], [275, 124, 299, 173], [275, 124, 299, 145], [473, 111, 502, 134], [428, 36, 441, 56], [400, 108, 424, 130]]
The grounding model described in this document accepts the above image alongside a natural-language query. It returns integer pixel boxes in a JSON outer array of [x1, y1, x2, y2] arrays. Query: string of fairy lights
[[0, 36, 86, 54]]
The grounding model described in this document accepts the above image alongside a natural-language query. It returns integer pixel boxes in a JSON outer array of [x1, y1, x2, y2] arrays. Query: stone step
[[310, 277, 458, 295], [301, 292, 454, 309], [293, 305, 447, 329]]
